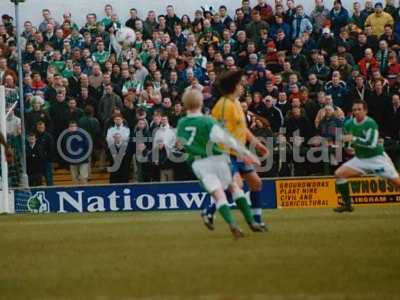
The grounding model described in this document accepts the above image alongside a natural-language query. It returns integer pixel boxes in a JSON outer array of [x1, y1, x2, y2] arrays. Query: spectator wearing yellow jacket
[[365, 2, 393, 36]]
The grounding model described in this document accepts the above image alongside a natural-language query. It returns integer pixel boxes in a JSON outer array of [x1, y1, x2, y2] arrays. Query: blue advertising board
[[15, 180, 276, 213]]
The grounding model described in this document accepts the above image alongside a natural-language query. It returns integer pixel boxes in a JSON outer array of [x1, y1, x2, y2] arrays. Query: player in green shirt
[[335, 99, 400, 212], [177, 90, 263, 238]]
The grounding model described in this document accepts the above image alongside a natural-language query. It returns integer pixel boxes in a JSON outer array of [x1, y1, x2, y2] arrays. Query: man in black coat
[[317, 28, 337, 57], [36, 121, 55, 186], [366, 80, 391, 130], [31, 50, 49, 79], [382, 94, 400, 139], [165, 5, 180, 32], [276, 92, 291, 117], [107, 133, 133, 184], [348, 74, 370, 103], [285, 106, 314, 176], [382, 94, 400, 167], [289, 45, 309, 80], [68, 64, 82, 98], [351, 32, 369, 63], [26, 132, 46, 186], [274, 29, 291, 53], [264, 96, 284, 133], [306, 73, 324, 101]]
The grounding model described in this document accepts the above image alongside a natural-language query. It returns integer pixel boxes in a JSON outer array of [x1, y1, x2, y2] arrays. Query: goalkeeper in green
[[335, 99, 400, 212], [176, 90, 263, 238]]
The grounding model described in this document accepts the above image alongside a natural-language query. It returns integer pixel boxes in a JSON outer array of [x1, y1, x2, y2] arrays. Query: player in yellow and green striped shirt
[[203, 70, 269, 231]]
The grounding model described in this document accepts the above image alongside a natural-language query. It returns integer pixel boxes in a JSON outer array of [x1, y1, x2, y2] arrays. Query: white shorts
[[191, 155, 233, 193], [343, 153, 399, 180]]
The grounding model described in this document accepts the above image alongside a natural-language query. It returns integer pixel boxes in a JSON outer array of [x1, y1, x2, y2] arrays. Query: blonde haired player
[[176, 90, 263, 238]]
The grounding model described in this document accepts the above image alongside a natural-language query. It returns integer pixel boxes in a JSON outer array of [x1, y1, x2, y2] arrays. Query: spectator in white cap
[[317, 27, 337, 56]]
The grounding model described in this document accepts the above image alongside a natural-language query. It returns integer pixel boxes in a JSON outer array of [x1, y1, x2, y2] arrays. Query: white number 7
[[185, 127, 197, 145]]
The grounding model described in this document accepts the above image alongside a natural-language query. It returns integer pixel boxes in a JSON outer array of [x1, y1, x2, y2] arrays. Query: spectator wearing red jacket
[[358, 48, 379, 78], [253, 0, 274, 23], [265, 41, 279, 65], [31, 72, 47, 94], [386, 51, 400, 86]]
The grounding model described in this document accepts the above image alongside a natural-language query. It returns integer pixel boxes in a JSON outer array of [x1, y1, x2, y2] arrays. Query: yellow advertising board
[[345, 177, 400, 205], [276, 177, 400, 208], [276, 178, 337, 208]]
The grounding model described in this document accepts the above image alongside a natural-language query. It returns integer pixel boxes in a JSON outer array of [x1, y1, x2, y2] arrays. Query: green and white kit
[[343, 117, 399, 179], [176, 113, 251, 193]]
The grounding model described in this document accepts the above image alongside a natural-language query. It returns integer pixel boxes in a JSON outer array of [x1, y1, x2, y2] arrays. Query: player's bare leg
[[334, 166, 363, 213], [210, 188, 244, 239], [233, 172, 244, 188], [243, 171, 262, 190]]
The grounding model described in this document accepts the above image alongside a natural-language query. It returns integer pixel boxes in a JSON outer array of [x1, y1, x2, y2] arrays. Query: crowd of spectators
[[1, 0, 400, 186]]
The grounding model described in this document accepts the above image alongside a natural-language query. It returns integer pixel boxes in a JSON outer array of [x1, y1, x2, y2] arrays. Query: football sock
[[205, 202, 216, 216], [250, 191, 262, 223], [225, 190, 233, 203], [233, 190, 255, 224], [337, 179, 352, 207], [216, 202, 235, 225], [205, 190, 232, 216]]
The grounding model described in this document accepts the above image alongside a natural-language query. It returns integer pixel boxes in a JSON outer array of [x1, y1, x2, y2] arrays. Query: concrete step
[[53, 165, 110, 186]]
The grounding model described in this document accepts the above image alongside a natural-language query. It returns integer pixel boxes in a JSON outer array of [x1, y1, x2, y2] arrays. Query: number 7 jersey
[[176, 114, 223, 162]]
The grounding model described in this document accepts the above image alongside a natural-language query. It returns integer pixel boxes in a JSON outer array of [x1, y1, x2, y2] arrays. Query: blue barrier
[[16, 180, 277, 213]]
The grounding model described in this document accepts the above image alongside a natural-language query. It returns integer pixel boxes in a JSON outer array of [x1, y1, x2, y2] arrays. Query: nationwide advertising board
[[13, 177, 400, 213], [275, 177, 400, 208], [16, 180, 277, 213]]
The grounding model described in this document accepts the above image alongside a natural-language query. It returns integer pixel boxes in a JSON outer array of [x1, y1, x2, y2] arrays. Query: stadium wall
[[0, 0, 368, 28], [13, 177, 400, 213]]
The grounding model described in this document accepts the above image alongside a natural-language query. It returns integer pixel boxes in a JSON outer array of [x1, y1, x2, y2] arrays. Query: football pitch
[[1, 207, 400, 300]]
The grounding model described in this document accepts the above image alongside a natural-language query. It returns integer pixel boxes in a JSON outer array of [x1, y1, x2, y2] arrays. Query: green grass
[[1, 207, 400, 300]]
